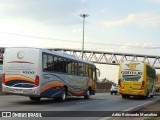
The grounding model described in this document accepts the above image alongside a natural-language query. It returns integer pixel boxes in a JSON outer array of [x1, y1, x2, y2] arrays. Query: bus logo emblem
[[17, 51, 25, 59], [126, 63, 139, 70]]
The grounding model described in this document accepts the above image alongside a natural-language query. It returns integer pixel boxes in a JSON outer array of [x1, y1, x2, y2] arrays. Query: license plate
[[15, 89, 23, 93], [128, 90, 132, 93]]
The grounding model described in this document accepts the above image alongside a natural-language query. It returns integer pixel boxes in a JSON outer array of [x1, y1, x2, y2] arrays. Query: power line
[[0, 31, 77, 43], [0, 31, 160, 49]]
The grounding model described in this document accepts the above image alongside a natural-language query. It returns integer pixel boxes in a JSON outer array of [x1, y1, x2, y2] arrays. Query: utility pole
[[80, 14, 89, 59]]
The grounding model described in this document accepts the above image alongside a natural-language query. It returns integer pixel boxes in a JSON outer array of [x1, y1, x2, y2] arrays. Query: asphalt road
[[0, 93, 160, 120]]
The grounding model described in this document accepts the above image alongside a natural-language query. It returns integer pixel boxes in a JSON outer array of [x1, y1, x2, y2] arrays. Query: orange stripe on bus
[[5, 77, 34, 83], [40, 83, 64, 93], [68, 88, 84, 94]]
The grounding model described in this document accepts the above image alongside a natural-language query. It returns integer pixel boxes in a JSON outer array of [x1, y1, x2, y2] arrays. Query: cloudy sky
[[0, 0, 160, 83]]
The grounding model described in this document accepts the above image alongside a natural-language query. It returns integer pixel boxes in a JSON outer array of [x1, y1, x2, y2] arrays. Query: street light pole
[[80, 14, 89, 59]]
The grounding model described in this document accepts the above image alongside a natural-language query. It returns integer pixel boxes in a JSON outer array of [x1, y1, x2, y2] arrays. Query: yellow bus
[[118, 61, 156, 99], [155, 73, 160, 94]]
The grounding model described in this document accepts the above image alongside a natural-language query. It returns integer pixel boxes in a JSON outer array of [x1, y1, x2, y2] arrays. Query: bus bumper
[[118, 89, 145, 96], [2, 84, 40, 96]]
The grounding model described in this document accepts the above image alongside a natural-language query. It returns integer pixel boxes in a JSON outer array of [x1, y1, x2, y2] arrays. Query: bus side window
[[92, 67, 96, 82], [67, 60, 72, 74], [74, 62, 79, 75], [88, 65, 93, 79], [58, 57, 64, 73], [63, 58, 68, 73], [79, 63, 84, 76], [71, 61, 75, 75], [53, 56, 59, 72], [47, 55, 53, 71], [43, 54, 48, 71], [85, 64, 89, 77]]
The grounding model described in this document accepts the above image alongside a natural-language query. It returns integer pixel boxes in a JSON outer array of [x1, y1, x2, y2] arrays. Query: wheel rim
[[87, 90, 90, 98], [62, 91, 66, 100]]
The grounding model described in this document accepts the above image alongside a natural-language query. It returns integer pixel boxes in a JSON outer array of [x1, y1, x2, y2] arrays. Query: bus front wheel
[[142, 91, 149, 99], [55, 88, 66, 102], [61, 88, 66, 101], [122, 94, 126, 99], [84, 89, 90, 99], [145, 91, 149, 99]]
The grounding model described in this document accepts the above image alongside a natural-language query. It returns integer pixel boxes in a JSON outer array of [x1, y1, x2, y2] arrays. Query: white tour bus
[[2, 47, 99, 101]]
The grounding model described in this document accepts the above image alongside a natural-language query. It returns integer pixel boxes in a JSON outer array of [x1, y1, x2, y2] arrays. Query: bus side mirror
[[96, 68, 100, 77]]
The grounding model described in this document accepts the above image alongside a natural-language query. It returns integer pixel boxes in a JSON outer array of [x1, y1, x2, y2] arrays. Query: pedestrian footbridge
[[0, 47, 160, 69]]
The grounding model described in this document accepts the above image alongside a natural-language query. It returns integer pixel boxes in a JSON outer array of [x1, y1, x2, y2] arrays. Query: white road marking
[[123, 100, 156, 111], [76, 100, 100, 104]]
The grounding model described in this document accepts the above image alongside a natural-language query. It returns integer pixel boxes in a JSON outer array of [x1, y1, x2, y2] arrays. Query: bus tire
[[126, 95, 130, 98], [55, 88, 66, 102], [29, 97, 41, 101], [143, 91, 149, 99], [122, 94, 126, 99], [84, 89, 90, 99]]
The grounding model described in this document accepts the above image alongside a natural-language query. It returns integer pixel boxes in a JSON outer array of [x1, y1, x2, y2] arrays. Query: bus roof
[[42, 48, 94, 65], [5, 47, 95, 66]]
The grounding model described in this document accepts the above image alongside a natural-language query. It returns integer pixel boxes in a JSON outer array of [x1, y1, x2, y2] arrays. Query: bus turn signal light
[[2, 74, 5, 85], [34, 75, 39, 87], [118, 79, 121, 88], [140, 81, 145, 89]]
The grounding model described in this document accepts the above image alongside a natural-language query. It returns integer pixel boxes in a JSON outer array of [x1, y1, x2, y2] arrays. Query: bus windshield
[[120, 61, 144, 82]]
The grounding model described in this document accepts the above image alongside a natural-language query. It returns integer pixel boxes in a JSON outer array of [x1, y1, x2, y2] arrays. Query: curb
[[100, 98, 160, 120], [123, 98, 160, 112]]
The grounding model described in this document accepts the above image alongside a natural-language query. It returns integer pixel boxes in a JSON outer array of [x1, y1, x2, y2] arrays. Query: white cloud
[[0, 1, 81, 26], [119, 42, 155, 49], [142, 42, 153, 48], [72, 28, 82, 33], [80, 0, 89, 4], [100, 42, 158, 55], [104, 19, 127, 28], [120, 43, 131, 49], [0, 18, 50, 36], [151, 0, 160, 4], [0, 3, 16, 11], [104, 13, 160, 28]]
